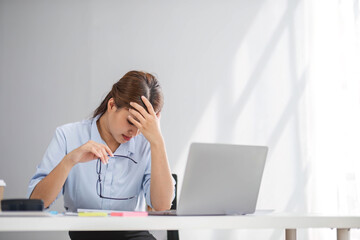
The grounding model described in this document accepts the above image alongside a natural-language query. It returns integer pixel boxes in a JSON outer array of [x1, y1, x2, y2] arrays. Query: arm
[[30, 140, 113, 208], [30, 155, 74, 208], [149, 137, 174, 211], [128, 96, 174, 211]]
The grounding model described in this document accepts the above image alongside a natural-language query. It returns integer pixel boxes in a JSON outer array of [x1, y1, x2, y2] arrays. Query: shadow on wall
[[180, 0, 309, 239], [163, 0, 266, 173]]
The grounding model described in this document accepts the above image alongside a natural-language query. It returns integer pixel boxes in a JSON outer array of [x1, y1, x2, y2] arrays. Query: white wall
[[2, 0, 358, 239]]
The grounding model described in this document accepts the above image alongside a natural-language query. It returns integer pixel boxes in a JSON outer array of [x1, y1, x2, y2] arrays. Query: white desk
[[0, 213, 359, 240]]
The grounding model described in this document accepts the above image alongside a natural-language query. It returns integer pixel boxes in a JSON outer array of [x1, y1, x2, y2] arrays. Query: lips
[[122, 134, 131, 141]]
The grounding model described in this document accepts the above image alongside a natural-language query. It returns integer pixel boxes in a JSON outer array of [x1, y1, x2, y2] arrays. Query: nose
[[128, 126, 139, 137]]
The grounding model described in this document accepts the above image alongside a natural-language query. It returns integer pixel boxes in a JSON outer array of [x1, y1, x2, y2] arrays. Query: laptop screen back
[[177, 143, 268, 215]]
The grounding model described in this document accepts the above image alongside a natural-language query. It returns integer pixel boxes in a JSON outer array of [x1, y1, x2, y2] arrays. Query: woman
[[28, 71, 175, 240]]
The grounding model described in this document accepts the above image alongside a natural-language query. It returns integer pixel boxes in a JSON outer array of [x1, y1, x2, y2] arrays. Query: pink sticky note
[[110, 211, 148, 217]]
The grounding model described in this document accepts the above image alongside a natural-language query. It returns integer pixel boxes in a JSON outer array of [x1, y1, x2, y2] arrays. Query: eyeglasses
[[96, 154, 138, 200]]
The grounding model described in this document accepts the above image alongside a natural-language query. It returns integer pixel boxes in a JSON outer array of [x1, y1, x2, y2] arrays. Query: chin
[[120, 136, 130, 143], [112, 136, 123, 144]]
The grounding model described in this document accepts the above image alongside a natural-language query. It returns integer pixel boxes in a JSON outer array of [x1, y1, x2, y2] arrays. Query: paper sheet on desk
[[77, 208, 148, 217], [252, 209, 275, 215]]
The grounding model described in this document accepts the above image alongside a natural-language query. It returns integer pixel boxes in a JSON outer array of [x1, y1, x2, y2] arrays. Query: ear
[[156, 111, 161, 119], [107, 98, 117, 112]]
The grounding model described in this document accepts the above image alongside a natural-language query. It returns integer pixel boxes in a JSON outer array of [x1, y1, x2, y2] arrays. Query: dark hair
[[93, 71, 164, 118]]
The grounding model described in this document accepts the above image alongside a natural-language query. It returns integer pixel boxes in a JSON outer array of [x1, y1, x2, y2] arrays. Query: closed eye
[[127, 119, 134, 126]]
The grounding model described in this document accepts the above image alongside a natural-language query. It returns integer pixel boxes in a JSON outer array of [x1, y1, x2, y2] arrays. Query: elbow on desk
[[150, 198, 173, 211], [29, 193, 50, 209], [151, 203, 172, 212]]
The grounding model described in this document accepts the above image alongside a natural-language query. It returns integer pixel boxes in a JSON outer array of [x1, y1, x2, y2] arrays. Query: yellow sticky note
[[78, 212, 108, 217]]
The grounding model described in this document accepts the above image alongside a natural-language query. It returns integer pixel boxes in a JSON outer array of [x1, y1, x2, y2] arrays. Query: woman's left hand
[[128, 96, 163, 145]]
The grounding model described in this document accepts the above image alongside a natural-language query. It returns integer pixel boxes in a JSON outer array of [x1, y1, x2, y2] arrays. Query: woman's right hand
[[65, 140, 114, 166]]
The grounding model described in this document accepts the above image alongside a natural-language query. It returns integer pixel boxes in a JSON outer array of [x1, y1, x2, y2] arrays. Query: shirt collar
[[90, 115, 136, 155]]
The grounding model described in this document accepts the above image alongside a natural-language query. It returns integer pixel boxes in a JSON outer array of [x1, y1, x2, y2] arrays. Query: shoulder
[[55, 118, 93, 140]]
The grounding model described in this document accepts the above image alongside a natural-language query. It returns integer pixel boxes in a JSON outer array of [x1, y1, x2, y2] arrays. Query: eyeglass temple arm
[[110, 154, 138, 164]]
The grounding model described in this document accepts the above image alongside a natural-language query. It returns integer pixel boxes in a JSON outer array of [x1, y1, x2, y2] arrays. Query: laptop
[[149, 142, 268, 216]]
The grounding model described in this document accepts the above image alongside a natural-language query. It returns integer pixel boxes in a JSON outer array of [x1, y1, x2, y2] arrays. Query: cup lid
[[0, 179, 6, 187]]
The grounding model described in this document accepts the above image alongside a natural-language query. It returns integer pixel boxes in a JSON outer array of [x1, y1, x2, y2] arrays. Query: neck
[[97, 113, 120, 152]]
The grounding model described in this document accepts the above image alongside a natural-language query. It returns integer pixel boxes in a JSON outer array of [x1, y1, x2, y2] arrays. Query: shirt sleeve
[[27, 127, 67, 207]]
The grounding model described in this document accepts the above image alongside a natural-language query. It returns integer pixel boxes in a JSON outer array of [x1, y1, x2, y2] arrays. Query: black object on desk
[[1, 199, 44, 211]]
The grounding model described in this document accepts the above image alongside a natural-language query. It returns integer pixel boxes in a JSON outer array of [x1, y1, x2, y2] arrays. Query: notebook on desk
[[149, 143, 268, 216]]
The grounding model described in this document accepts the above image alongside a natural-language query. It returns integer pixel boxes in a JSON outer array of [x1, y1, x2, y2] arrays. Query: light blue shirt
[[27, 115, 158, 212]]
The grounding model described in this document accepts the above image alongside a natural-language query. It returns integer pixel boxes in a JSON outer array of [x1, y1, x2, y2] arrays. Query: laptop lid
[[177, 143, 268, 215]]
